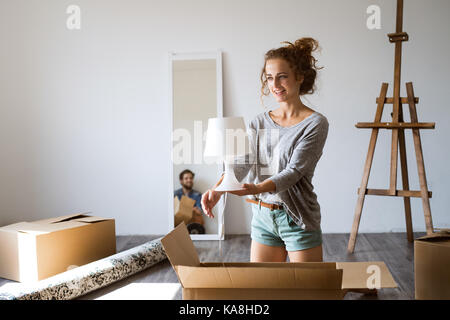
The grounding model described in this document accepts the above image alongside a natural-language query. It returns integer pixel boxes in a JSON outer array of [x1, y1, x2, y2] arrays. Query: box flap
[[33, 212, 92, 224], [179, 195, 196, 208], [0, 222, 29, 232], [49, 213, 92, 223], [1, 222, 51, 235], [416, 229, 450, 242], [72, 216, 112, 223], [177, 266, 343, 289], [16, 222, 51, 235], [161, 222, 200, 268], [17, 221, 87, 234], [174, 196, 195, 225], [336, 261, 397, 289]]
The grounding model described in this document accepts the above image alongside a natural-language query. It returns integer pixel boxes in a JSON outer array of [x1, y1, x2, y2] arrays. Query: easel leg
[[348, 84, 389, 253], [348, 136, 375, 253], [406, 82, 434, 234], [398, 104, 414, 242]]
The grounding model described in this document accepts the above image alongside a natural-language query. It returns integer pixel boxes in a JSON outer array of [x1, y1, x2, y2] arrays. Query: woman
[[201, 37, 329, 263]]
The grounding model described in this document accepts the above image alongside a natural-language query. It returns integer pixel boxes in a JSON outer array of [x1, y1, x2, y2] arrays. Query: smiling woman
[[201, 37, 329, 263]]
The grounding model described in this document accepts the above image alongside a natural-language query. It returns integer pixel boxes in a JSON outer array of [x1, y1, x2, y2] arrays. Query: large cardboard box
[[414, 229, 450, 300], [0, 213, 116, 282], [161, 223, 397, 300]]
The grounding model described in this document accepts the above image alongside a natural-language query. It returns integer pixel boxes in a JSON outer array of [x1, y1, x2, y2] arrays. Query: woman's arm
[[228, 179, 276, 196], [201, 173, 225, 218], [212, 174, 225, 194]]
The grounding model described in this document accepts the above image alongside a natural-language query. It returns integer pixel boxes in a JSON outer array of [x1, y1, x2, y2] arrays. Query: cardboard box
[[0, 213, 116, 282], [174, 195, 196, 227], [414, 229, 450, 300], [161, 223, 397, 300]]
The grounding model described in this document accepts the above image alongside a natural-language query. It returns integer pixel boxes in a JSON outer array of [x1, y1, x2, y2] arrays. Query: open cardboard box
[[414, 229, 450, 300], [0, 213, 116, 282], [161, 222, 397, 300]]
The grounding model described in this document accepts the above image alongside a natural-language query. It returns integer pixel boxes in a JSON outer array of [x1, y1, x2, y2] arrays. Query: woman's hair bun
[[295, 37, 319, 55], [282, 37, 319, 56]]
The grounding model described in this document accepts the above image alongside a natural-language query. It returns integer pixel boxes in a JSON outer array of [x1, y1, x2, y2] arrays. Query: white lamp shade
[[204, 117, 248, 160], [204, 117, 248, 192]]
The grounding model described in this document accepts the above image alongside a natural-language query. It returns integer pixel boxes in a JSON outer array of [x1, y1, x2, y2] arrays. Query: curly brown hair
[[260, 37, 323, 100]]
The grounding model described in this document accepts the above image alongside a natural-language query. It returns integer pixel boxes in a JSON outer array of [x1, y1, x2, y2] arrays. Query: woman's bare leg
[[287, 244, 323, 262], [250, 240, 288, 262]]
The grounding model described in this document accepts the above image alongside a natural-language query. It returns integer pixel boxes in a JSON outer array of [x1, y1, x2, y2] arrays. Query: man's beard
[[181, 183, 193, 190]]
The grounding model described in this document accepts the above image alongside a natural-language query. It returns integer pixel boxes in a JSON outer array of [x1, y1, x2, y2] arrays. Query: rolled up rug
[[0, 237, 166, 300]]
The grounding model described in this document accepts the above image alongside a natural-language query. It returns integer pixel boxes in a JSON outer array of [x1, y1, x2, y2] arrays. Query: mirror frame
[[168, 50, 225, 240]]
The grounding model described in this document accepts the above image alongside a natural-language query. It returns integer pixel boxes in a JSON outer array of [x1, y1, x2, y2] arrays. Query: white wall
[[0, 0, 449, 235]]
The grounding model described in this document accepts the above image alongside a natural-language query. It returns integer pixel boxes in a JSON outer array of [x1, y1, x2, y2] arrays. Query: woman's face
[[265, 58, 303, 103]]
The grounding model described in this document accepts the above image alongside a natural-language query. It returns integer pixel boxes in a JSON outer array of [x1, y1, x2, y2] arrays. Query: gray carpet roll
[[0, 237, 166, 300]]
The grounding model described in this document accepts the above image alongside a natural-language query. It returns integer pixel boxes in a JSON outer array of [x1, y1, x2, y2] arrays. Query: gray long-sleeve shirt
[[233, 110, 329, 231]]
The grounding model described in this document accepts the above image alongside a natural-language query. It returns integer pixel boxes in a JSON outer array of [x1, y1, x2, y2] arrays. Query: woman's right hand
[[201, 189, 224, 219]]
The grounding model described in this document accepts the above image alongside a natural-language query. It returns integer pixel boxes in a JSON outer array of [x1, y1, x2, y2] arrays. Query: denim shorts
[[250, 203, 322, 251]]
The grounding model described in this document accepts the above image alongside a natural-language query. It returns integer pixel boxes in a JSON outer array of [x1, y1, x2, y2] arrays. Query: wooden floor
[[78, 232, 424, 300]]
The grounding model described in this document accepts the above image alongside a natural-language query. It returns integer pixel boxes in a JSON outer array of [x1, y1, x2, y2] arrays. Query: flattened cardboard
[[0, 213, 116, 282], [414, 230, 450, 299], [174, 196, 195, 227], [336, 261, 397, 289], [161, 222, 398, 300], [161, 219, 200, 268]]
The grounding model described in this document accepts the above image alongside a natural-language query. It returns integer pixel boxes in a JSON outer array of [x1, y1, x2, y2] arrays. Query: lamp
[[204, 117, 249, 192]]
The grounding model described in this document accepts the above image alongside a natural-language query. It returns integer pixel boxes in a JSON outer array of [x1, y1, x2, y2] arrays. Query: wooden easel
[[347, 0, 435, 253]]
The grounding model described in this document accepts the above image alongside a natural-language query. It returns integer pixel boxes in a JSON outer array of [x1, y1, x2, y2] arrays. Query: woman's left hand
[[229, 183, 260, 196]]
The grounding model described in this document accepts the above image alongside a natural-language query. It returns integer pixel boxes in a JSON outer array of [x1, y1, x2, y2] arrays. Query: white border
[[168, 50, 224, 241]]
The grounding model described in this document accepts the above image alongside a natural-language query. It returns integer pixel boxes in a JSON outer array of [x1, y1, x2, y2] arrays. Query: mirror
[[169, 51, 224, 240]]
